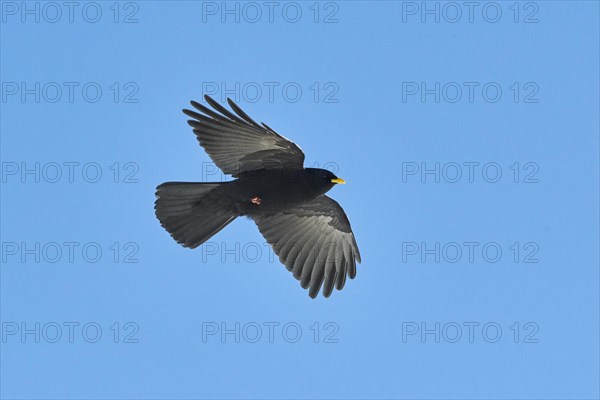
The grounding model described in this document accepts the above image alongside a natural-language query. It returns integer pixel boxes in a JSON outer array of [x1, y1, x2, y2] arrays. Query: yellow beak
[[331, 178, 346, 184]]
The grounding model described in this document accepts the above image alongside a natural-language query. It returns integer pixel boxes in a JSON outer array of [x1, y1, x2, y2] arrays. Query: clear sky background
[[1, 1, 599, 399]]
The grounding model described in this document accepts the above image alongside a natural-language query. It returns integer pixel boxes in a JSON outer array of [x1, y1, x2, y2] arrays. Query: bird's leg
[[250, 196, 262, 205]]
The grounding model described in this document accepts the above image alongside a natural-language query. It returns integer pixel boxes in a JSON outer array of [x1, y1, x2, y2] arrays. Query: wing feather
[[183, 95, 305, 176], [253, 196, 361, 298]]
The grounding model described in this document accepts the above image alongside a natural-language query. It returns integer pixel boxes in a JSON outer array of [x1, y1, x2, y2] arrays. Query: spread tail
[[155, 182, 236, 248]]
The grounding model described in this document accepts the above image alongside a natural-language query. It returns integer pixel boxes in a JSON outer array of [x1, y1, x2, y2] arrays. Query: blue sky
[[1, 1, 599, 399]]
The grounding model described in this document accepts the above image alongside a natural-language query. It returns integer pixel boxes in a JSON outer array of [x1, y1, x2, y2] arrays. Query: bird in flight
[[155, 96, 361, 298]]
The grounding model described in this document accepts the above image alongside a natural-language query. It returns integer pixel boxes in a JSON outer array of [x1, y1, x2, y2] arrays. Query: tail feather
[[155, 182, 236, 249]]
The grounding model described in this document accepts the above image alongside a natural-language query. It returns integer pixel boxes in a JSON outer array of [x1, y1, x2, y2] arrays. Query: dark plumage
[[155, 95, 361, 298]]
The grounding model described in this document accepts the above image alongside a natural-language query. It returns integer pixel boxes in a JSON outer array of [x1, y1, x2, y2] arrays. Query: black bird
[[155, 96, 361, 298]]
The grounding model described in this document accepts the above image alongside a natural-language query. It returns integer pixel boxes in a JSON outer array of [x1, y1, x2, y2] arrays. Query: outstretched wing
[[183, 95, 305, 177], [253, 196, 361, 298]]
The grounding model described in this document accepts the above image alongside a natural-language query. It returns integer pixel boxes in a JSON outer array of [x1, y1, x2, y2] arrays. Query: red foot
[[251, 196, 261, 205]]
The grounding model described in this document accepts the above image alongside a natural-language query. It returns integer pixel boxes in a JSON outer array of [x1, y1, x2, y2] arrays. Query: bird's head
[[305, 168, 346, 195]]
